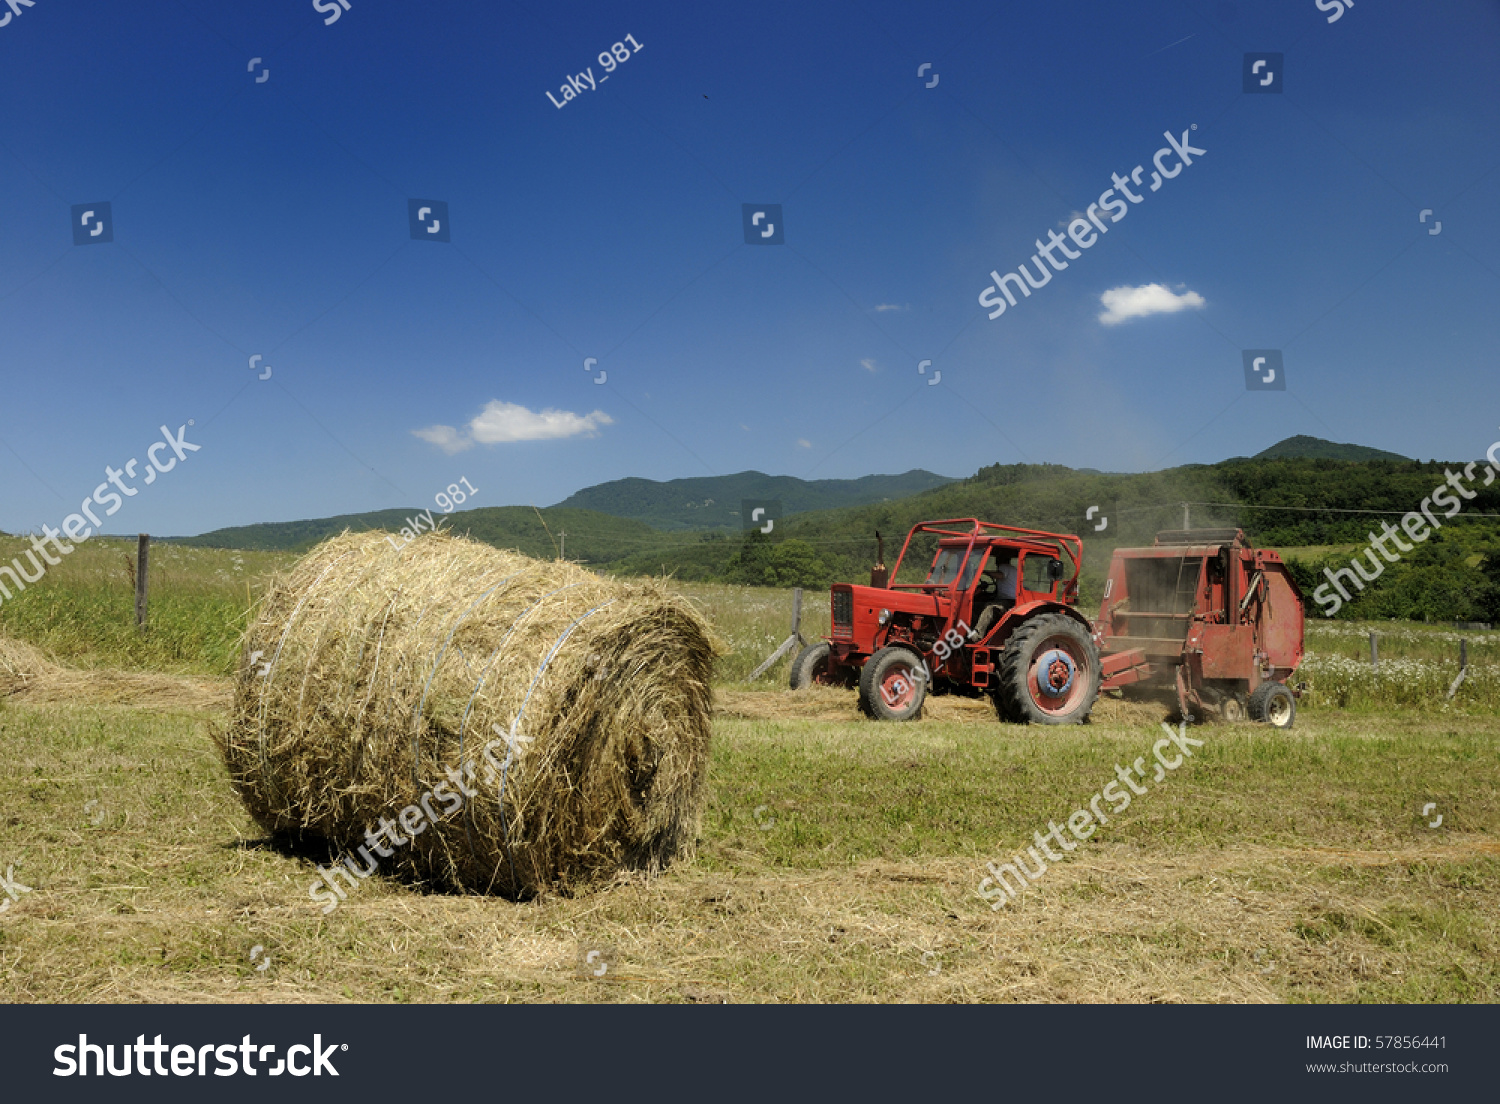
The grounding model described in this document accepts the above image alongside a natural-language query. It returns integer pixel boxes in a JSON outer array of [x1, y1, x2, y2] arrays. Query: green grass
[[0, 536, 286, 676], [704, 711, 1500, 868], [1298, 619, 1500, 712], [0, 537, 836, 686], [672, 580, 831, 685], [1, 696, 1495, 1002], [1, 534, 1497, 1002], [1307, 619, 1500, 661]]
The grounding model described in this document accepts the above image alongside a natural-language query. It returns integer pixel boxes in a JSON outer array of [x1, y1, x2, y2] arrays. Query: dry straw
[[0, 632, 226, 709], [0, 634, 51, 696], [218, 531, 717, 899]]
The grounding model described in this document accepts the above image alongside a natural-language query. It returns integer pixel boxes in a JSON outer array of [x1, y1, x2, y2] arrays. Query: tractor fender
[[985, 599, 1093, 646]]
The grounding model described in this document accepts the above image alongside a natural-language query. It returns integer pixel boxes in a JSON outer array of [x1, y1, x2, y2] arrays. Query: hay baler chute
[[1095, 527, 1305, 726]]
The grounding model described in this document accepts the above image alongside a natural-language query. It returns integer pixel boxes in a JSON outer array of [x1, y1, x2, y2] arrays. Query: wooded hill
[[166, 439, 1500, 622], [551, 469, 956, 530], [613, 455, 1500, 622]]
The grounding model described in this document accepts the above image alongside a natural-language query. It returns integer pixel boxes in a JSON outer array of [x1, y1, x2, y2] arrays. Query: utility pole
[[558, 530, 567, 560], [1182, 503, 1190, 530]]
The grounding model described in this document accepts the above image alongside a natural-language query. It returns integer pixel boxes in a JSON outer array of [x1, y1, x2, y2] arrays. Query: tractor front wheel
[[993, 613, 1101, 725], [789, 641, 839, 689], [858, 646, 927, 721], [1248, 681, 1296, 728]]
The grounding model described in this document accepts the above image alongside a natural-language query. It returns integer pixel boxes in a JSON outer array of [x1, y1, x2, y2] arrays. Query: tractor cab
[[908, 535, 1067, 642], [790, 519, 1099, 725]]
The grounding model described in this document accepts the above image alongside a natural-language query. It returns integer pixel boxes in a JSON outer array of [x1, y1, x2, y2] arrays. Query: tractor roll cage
[[887, 519, 1083, 592]]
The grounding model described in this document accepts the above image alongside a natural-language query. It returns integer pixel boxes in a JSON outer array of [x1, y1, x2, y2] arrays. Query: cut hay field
[[1, 539, 1497, 1003]]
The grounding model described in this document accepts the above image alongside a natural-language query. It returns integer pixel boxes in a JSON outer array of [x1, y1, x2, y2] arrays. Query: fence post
[[749, 587, 809, 681], [135, 534, 149, 630], [1369, 632, 1378, 672], [1447, 639, 1468, 701]]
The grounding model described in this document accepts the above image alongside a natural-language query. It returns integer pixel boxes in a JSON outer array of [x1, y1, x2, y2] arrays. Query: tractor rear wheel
[[992, 613, 1101, 725], [789, 641, 836, 690], [1248, 681, 1296, 728], [858, 646, 927, 721]]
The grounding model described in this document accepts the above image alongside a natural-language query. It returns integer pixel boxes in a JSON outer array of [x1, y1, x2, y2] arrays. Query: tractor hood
[[829, 582, 951, 644]]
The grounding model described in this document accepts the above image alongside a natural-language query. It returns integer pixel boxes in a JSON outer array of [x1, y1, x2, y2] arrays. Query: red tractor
[[790, 519, 1305, 727], [789, 519, 1102, 724]]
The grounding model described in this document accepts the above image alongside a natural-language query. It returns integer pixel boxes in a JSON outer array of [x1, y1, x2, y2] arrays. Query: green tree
[[724, 534, 833, 588], [1476, 545, 1500, 623]]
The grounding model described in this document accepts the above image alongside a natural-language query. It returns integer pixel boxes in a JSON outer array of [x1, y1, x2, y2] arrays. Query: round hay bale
[[218, 531, 717, 899]]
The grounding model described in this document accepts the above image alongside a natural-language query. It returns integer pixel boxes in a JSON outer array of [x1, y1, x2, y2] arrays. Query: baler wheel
[[858, 646, 927, 721], [1248, 681, 1296, 728], [1219, 694, 1247, 723], [992, 613, 1101, 725]]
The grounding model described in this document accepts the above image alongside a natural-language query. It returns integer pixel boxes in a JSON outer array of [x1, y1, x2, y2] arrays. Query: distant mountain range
[[167, 436, 1430, 562], [552, 469, 957, 530], [171, 470, 956, 552], [170, 506, 668, 559]]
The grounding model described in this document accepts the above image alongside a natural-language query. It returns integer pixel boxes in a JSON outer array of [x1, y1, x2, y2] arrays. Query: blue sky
[[1, 0, 1497, 537]]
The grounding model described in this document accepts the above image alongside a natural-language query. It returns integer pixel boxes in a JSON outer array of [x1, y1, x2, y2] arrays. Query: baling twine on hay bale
[[217, 531, 717, 899]]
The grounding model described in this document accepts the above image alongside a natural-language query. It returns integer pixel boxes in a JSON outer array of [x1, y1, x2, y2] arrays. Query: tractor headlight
[[878, 608, 890, 625]]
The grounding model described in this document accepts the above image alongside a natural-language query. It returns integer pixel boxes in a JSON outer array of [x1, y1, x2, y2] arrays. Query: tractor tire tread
[[859, 645, 926, 722], [1248, 680, 1296, 728], [992, 613, 1101, 726], [789, 641, 831, 690]]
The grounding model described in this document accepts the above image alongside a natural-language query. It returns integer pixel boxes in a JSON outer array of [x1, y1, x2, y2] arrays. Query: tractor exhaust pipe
[[871, 530, 888, 588]]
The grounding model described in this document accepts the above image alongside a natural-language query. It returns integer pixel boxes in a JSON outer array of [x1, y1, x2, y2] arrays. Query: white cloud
[[411, 424, 472, 455], [471, 401, 613, 443], [413, 400, 613, 452], [1098, 283, 1206, 326], [873, 303, 909, 312], [797, 438, 812, 449], [860, 358, 878, 373]]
